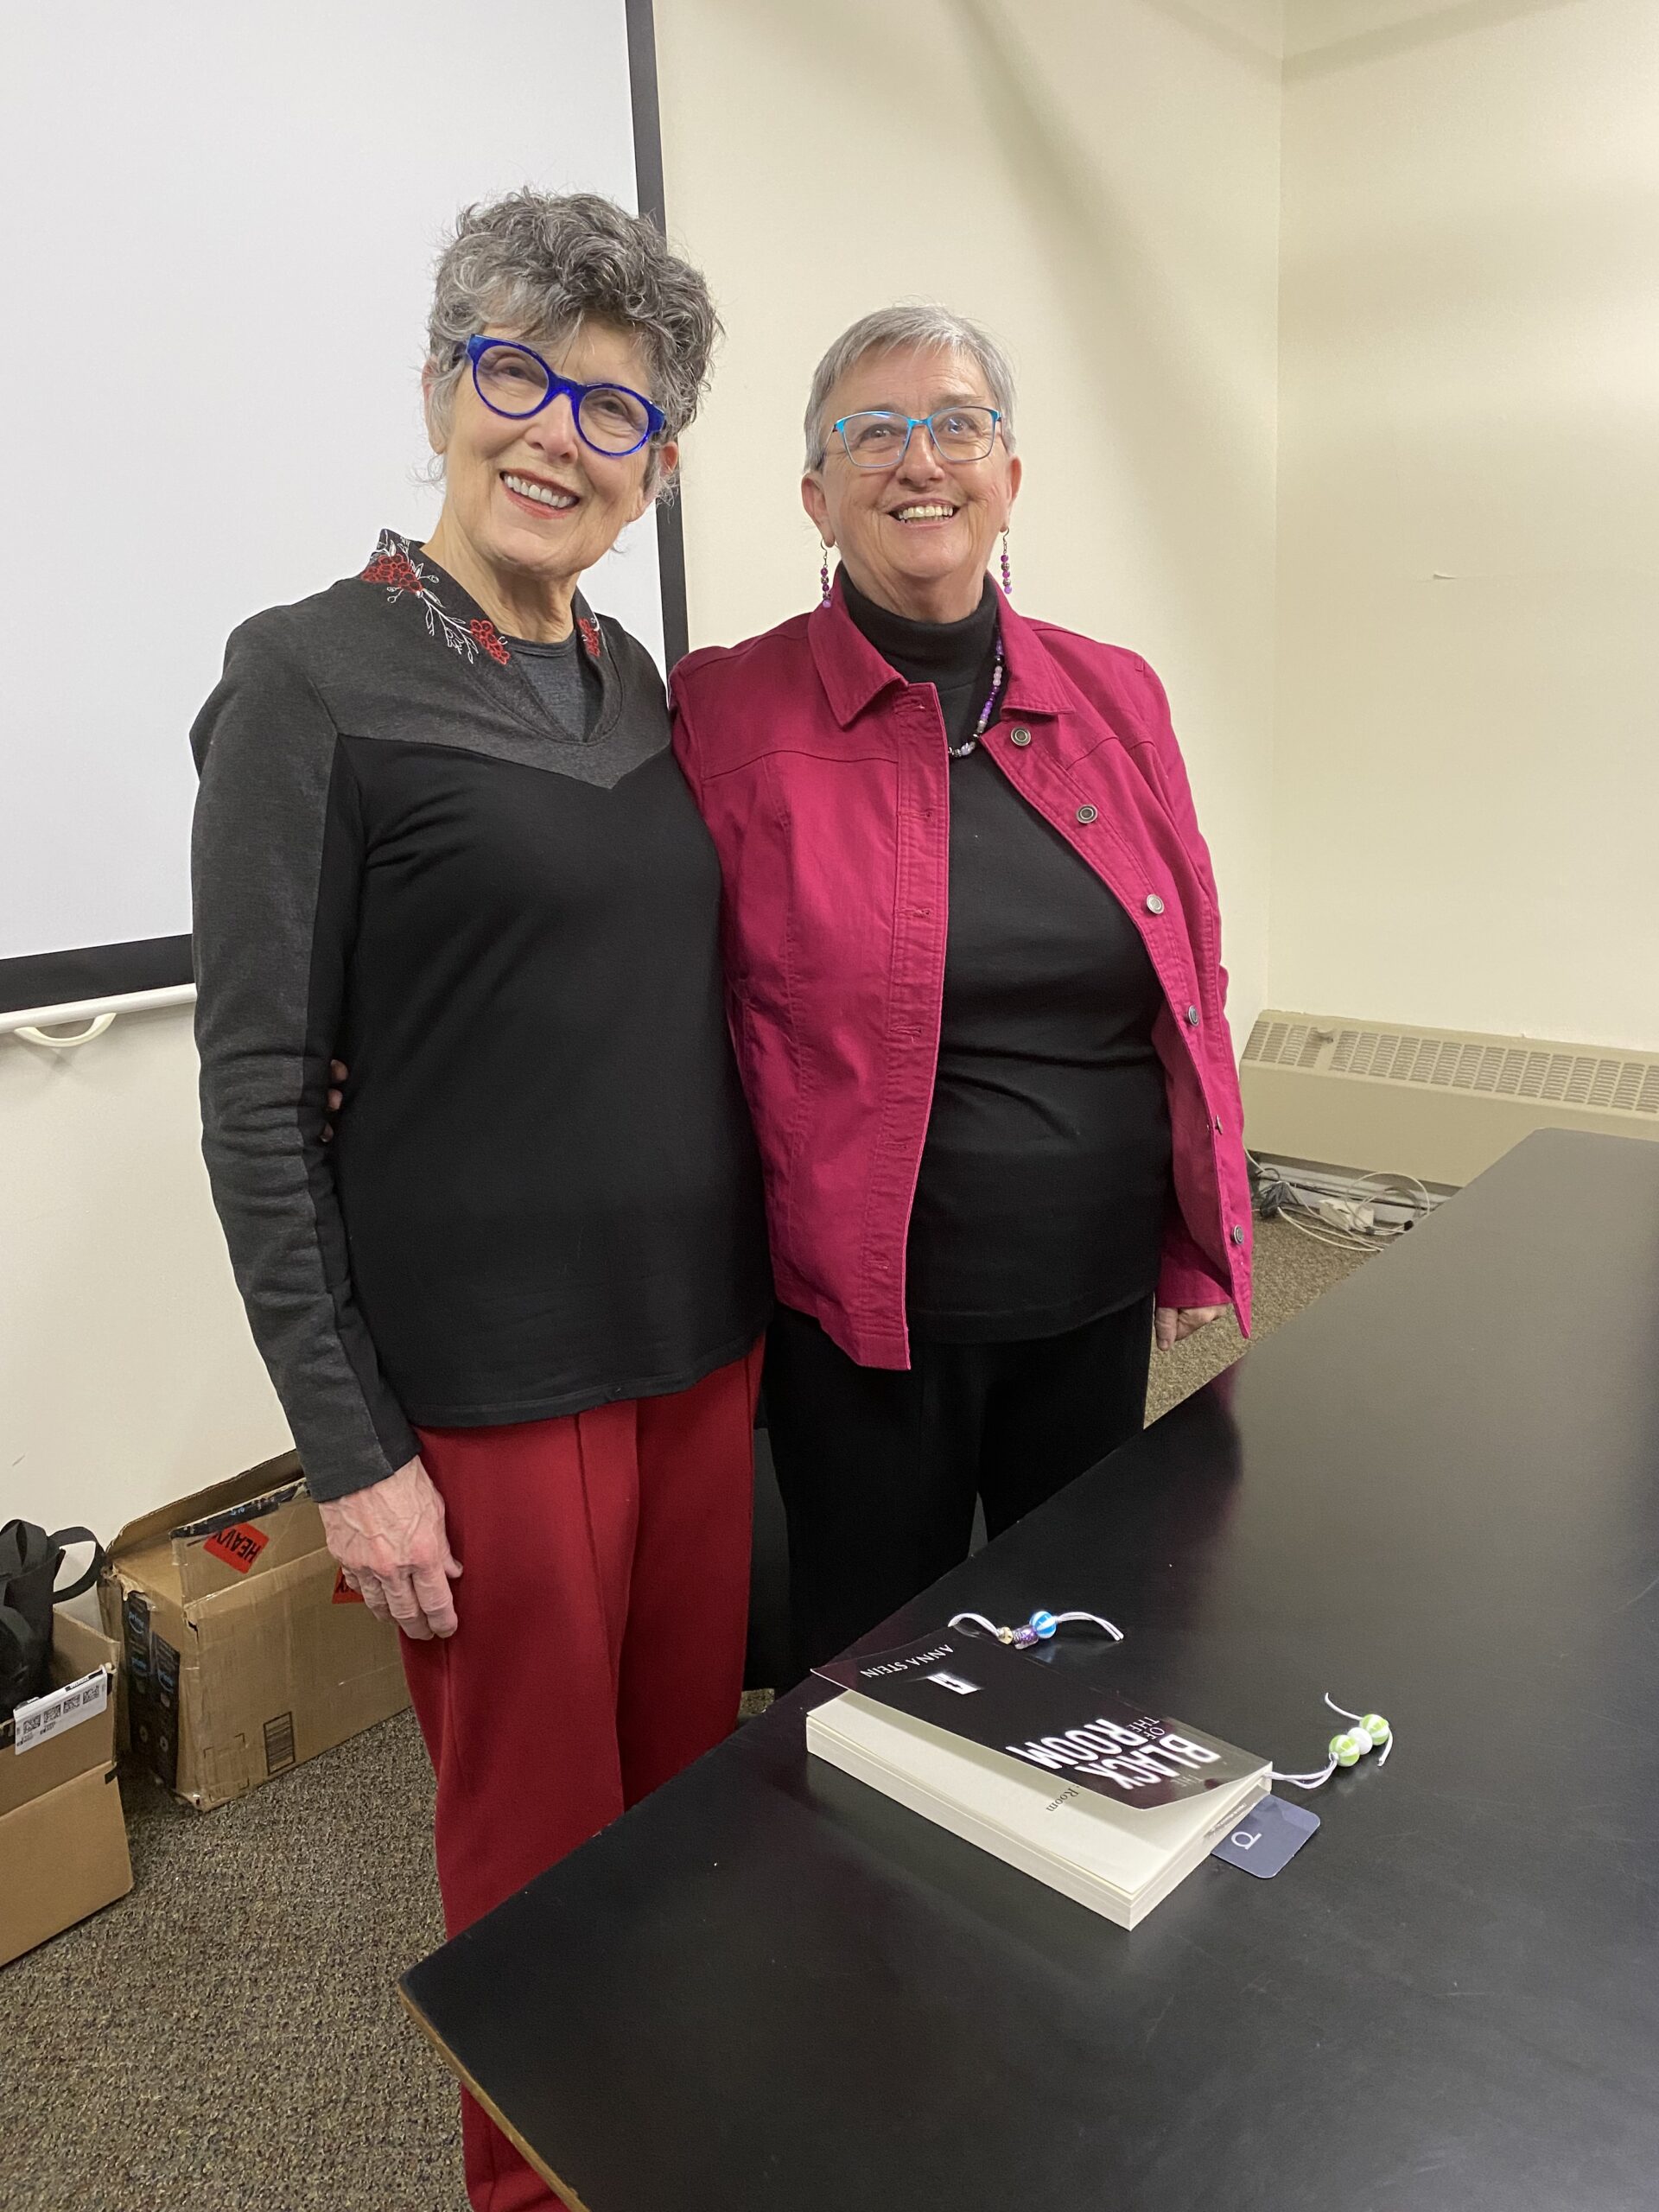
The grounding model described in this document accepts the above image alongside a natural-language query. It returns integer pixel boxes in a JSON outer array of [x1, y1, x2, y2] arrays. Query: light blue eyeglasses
[[831, 404, 1002, 470], [464, 336, 666, 456]]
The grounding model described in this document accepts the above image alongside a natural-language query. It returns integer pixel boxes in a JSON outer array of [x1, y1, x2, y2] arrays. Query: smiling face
[[423, 320, 675, 637], [802, 342, 1020, 624]]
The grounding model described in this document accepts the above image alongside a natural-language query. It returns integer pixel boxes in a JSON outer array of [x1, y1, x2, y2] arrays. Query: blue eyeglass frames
[[463, 336, 666, 457], [830, 404, 1003, 470]]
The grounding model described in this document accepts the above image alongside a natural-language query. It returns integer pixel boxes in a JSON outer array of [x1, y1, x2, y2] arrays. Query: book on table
[[809, 1629, 1270, 1929]]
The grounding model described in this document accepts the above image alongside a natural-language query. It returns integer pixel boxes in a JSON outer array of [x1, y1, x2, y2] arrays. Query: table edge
[[398, 1979, 597, 2212]]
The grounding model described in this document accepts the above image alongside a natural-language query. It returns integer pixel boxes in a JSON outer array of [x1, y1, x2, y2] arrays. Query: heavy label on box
[[203, 1522, 270, 1573]]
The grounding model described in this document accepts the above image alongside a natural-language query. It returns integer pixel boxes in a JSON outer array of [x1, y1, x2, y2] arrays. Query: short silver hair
[[803, 303, 1018, 469], [425, 189, 721, 494]]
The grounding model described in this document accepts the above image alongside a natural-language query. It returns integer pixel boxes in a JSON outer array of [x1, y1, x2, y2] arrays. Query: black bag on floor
[[0, 1521, 104, 1724]]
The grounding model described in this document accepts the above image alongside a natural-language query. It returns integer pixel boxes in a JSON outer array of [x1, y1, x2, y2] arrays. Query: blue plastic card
[[1211, 1795, 1320, 1878]]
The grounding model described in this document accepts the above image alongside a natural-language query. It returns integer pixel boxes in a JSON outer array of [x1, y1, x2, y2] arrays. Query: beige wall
[[3, 0, 1286, 1535], [0, 1007, 290, 1538], [1272, 0, 1659, 1048], [658, 0, 1284, 1032]]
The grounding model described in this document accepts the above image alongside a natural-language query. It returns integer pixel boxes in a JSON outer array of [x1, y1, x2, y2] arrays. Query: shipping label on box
[[11, 1668, 110, 1755], [0, 1615, 131, 1967]]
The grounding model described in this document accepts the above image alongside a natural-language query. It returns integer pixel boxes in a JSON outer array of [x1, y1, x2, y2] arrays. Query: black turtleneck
[[841, 568, 1002, 750], [841, 568, 1172, 1342]]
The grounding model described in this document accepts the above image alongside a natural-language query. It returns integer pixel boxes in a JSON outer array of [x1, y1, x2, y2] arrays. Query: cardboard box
[[1, 1613, 132, 1966], [99, 1450, 410, 1811]]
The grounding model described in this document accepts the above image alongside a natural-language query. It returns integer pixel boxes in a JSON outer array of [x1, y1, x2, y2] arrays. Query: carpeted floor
[[2, 1218, 1370, 2212]]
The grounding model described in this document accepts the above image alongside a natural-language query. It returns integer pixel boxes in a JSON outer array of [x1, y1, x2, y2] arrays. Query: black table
[[403, 1130, 1659, 2211]]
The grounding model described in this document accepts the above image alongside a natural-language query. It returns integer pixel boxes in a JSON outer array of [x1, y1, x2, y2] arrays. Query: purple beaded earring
[[820, 544, 834, 608], [999, 527, 1014, 600]]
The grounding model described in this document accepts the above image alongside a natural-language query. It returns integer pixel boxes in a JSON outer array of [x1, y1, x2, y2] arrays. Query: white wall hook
[[15, 1012, 119, 1049], [2, 983, 195, 1047]]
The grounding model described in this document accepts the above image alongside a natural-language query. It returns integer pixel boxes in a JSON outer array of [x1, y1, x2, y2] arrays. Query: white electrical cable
[[1274, 1206, 1386, 1256], [1244, 1149, 1434, 1256], [1353, 1166, 1436, 1218]]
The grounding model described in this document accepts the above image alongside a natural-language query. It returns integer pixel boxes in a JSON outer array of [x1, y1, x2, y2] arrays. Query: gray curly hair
[[803, 303, 1018, 470], [425, 189, 721, 494]]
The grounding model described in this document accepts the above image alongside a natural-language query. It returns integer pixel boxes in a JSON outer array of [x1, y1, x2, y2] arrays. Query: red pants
[[402, 1344, 762, 2212]]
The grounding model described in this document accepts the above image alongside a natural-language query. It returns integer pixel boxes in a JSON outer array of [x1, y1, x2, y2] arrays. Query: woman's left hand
[[1154, 1304, 1228, 1352]]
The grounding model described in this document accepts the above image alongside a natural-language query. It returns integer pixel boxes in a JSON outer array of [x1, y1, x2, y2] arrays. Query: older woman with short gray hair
[[192, 190, 769, 2212], [675, 302, 1252, 1673]]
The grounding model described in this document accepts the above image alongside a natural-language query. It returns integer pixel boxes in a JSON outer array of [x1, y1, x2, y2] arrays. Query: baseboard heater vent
[[1241, 1012, 1659, 1187]]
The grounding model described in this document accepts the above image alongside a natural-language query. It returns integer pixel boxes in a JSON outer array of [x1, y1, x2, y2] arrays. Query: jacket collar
[[806, 568, 1071, 728]]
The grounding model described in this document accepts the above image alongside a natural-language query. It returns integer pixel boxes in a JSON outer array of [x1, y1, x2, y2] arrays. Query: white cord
[[948, 1608, 1124, 1643], [1271, 1760, 1338, 1789], [1051, 1609, 1123, 1640], [1245, 1148, 1433, 1255], [1275, 1207, 1387, 1255], [1353, 1166, 1436, 1217], [1246, 1153, 1376, 1251]]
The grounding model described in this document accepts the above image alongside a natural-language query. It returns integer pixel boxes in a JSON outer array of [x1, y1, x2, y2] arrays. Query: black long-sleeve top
[[840, 570, 1172, 1342], [191, 531, 771, 1500]]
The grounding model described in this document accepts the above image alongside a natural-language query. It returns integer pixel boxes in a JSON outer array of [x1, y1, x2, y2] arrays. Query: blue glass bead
[[1029, 1610, 1058, 1639]]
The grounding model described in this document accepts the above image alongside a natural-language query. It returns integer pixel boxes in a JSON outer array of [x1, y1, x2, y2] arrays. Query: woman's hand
[[1154, 1304, 1228, 1353], [318, 1456, 462, 1640], [320, 1059, 348, 1143]]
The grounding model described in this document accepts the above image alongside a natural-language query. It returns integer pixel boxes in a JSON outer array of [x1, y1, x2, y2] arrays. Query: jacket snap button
[[1009, 727, 1032, 747], [1185, 1005, 1199, 1026], [1230, 1224, 1245, 1247], [1213, 1115, 1224, 1133], [1146, 893, 1165, 915], [1076, 804, 1098, 824]]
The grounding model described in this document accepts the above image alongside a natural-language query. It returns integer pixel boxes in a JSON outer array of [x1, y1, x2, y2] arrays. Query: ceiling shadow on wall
[[944, 0, 1270, 605], [1286, 0, 1593, 82], [1132, 0, 1281, 78]]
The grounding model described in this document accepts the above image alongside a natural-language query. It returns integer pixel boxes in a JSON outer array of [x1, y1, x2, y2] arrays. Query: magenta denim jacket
[[671, 584, 1253, 1369]]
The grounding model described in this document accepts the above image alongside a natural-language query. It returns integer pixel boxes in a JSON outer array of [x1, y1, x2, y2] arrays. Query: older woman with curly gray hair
[[191, 190, 769, 2212]]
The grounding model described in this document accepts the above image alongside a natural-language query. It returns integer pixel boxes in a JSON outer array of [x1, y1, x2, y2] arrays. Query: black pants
[[763, 1297, 1154, 1671]]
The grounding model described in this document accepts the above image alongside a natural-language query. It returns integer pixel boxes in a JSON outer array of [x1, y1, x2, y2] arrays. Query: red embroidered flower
[[576, 616, 603, 664], [359, 532, 511, 668], [361, 551, 422, 593]]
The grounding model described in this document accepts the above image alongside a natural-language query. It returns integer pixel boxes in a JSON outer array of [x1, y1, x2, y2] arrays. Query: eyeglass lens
[[838, 407, 998, 467], [472, 342, 652, 453]]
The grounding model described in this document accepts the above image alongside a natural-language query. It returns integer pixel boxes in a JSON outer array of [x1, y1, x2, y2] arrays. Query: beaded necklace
[[947, 632, 1006, 760]]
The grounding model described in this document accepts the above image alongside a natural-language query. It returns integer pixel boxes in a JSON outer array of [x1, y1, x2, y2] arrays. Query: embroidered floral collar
[[359, 529, 606, 671]]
